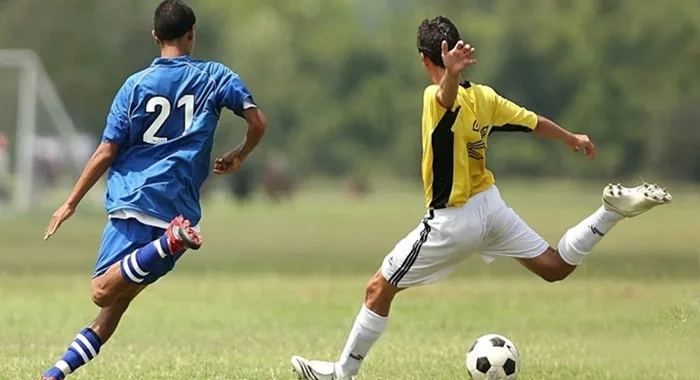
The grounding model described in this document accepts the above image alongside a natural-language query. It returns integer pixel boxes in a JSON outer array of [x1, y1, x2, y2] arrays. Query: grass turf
[[1, 181, 699, 379]]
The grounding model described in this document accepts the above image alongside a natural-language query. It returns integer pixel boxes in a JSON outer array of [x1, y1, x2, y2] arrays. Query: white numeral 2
[[143, 95, 195, 144]]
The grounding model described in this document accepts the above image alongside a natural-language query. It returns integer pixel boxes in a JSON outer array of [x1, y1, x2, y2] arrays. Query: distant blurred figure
[[73, 133, 98, 168], [0, 133, 9, 205], [34, 136, 62, 191], [342, 175, 370, 200], [263, 153, 294, 202], [228, 163, 254, 203]]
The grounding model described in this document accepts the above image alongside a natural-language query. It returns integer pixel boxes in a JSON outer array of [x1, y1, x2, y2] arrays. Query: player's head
[[152, 0, 197, 54], [417, 16, 461, 73]]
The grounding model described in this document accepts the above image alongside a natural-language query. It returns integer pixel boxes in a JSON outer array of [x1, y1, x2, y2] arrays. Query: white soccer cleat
[[290, 356, 354, 380], [602, 182, 672, 218]]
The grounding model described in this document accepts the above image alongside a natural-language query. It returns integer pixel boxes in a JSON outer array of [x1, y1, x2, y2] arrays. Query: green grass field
[[1, 181, 699, 380]]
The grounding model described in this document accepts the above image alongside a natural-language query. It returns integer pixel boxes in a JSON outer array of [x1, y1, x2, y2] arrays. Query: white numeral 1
[[178, 94, 195, 134]]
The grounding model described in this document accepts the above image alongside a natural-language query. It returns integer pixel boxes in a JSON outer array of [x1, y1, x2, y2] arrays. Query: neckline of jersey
[[151, 55, 194, 66]]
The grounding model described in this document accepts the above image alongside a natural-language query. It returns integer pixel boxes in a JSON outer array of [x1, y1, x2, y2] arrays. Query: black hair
[[154, 0, 197, 41], [417, 16, 461, 68]]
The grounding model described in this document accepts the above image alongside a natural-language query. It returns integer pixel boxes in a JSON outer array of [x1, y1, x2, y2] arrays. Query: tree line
[[1, 0, 698, 181]]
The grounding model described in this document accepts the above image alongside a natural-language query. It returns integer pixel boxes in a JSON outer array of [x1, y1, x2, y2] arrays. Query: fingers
[[463, 44, 475, 56], [584, 143, 595, 160], [452, 41, 477, 66], [443, 40, 476, 55], [44, 216, 60, 240], [212, 158, 235, 175], [213, 166, 237, 175]]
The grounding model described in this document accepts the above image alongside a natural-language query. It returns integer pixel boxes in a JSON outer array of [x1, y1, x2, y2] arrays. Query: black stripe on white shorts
[[388, 210, 434, 286]]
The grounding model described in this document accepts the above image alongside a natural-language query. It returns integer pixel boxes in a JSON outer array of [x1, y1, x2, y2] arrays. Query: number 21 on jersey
[[143, 95, 194, 144]]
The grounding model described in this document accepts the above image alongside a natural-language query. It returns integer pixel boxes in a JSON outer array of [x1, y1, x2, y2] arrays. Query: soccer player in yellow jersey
[[291, 16, 671, 380]]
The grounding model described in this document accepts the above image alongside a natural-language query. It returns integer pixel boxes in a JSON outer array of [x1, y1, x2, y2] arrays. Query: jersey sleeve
[[483, 85, 538, 132], [216, 67, 257, 118], [101, 81, 132, 147]]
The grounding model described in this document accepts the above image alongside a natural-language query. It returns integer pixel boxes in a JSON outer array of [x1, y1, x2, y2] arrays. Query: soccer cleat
[[291, 356, 355, 380], [166, 215, 203, 252], [41, 377, 57, 380], [602, 182, 672, 218]]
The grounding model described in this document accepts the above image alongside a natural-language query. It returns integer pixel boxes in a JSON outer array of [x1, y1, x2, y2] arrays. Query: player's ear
[[187, 27, 195, 42], [152, 30, 162, 46], [420, 53, 431, 69]]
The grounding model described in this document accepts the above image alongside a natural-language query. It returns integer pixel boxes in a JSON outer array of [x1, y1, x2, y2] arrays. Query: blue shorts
[[94, 218, 184, 284]]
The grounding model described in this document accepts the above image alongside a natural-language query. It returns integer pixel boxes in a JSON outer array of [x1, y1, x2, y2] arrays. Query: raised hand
[[441, 40, 477, 76]]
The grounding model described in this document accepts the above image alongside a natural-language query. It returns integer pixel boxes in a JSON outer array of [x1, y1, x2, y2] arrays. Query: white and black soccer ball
[[466, 334, 520, 380]]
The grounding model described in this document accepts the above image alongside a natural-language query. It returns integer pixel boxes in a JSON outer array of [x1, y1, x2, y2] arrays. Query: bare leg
[[518, 247, 576, 282], [42, 265, 146, 380], [331, 271, 404, 378], [91, 262, 144, 308], [364, 270, 403, 316], [89, 276, 146, 342]]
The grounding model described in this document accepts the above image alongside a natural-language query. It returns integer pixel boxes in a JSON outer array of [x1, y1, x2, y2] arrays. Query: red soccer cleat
[[165, 216, 203, 253]]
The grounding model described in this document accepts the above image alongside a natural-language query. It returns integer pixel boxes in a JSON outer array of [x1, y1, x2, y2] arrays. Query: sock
[[336, 304, 389, 377], [43, 328, 102, 379], [120, 235, 171, 284], [557, 206, 624, 265]]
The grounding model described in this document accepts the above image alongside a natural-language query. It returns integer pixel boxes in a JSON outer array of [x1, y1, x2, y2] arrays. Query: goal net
[[0, 50, 88, 213]]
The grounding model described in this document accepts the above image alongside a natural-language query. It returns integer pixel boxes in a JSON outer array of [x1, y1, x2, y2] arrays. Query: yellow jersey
[[421, 81, 538, 209]]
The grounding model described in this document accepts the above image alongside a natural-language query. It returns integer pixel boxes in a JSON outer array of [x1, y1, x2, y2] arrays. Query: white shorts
[[381, 185, 549, 287]]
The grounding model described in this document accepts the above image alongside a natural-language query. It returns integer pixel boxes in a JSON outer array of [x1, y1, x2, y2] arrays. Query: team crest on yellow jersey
[[467, 121, 489, 160]]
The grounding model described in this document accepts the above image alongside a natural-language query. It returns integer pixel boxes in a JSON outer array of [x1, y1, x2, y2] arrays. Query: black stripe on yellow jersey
[[421, 81, 538, 209]]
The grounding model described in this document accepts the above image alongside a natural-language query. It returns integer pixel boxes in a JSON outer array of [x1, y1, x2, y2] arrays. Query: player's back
[[102, 55, 254, 225]]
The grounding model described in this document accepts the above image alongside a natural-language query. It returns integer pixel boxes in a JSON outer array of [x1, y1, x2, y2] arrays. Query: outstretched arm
[[534, 115, 595, 160], [44, 142, 119, 240], [486, 87, 595, 161]]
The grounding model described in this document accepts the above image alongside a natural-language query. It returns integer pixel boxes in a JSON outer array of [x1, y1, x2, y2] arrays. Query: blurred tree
[[2, 0, 699, 181]]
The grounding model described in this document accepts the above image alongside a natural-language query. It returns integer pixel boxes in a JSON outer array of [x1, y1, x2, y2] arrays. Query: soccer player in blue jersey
[[40, 1, 267, 379]]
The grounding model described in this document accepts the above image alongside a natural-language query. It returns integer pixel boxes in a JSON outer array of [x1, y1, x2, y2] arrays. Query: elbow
[[95, 142, 119, 162], [250, 116, 267, 136]]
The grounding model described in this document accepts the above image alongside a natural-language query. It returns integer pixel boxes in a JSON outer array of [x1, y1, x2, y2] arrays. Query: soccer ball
[[466, 334, 520, 380]]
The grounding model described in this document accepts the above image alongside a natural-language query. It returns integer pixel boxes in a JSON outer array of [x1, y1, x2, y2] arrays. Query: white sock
[[557, 206, 624, 265], [336, 304, 389, 377]]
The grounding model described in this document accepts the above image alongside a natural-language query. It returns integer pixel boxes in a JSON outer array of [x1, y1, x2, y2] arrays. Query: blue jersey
[[101, 55, 254, 225]]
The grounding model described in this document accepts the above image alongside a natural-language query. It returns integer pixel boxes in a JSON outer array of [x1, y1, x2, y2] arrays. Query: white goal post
[[0, 50, 83, 212]]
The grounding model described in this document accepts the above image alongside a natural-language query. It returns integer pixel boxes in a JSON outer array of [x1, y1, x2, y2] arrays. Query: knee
[[539, 271, 570, 283], [365, 276, 383, 300], [364, 272, 399, 309], [531, 248, 575, 283], [91, 282, 115, 308]]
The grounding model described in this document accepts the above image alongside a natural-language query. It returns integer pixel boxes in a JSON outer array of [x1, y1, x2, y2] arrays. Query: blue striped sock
[[43, 328, 102, 379], [120, 235, 171, 284]]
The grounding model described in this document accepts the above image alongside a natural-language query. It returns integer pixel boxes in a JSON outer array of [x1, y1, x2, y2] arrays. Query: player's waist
[[426, 179, 495, 210], [428, 185, 503, 222], [108, 208, 200, 232]]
